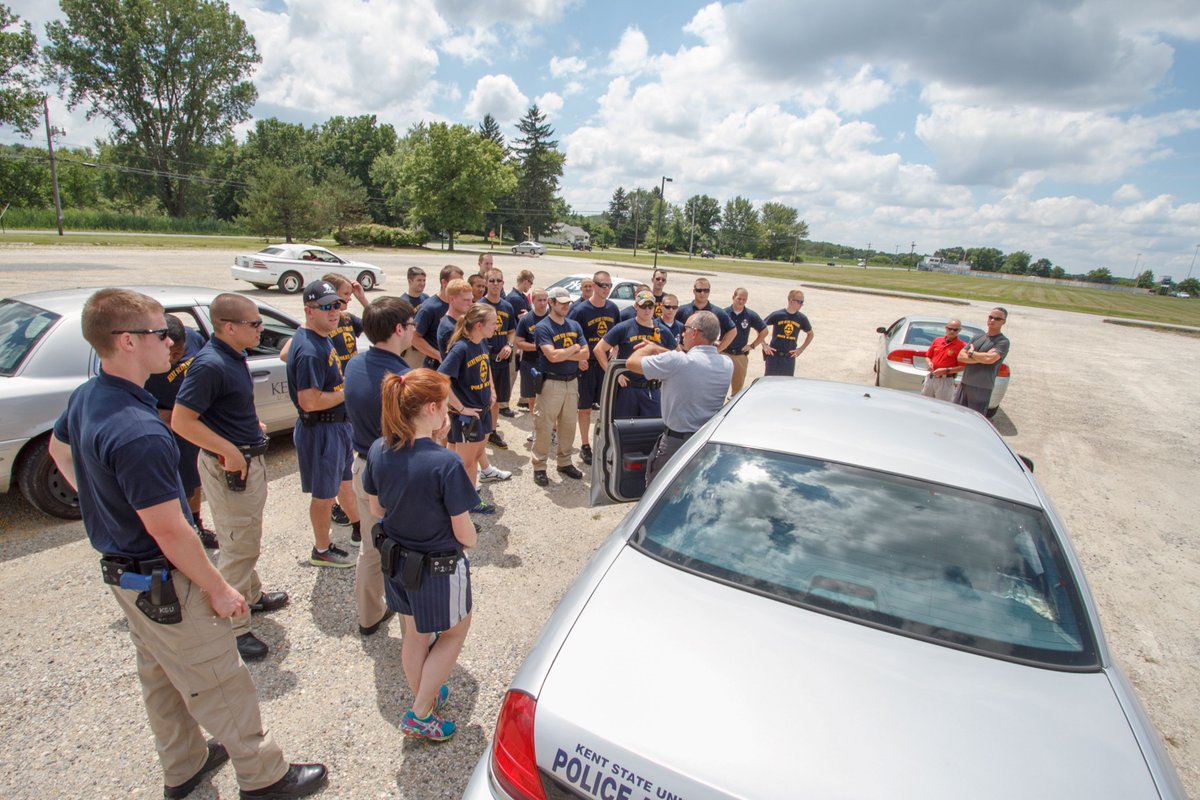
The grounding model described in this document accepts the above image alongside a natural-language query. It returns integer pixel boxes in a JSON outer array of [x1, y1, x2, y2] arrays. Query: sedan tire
[[250, 282, 272, 290], [278, 271, 304, 294], [357, 271, 376, 291], [17, 435, 81, 520]]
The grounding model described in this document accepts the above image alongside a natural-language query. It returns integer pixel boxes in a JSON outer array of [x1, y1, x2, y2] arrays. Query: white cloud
[[550, 56, 587, 77], [435, 0, 580, 28], [563, 80, 585, 97], [1114, 184, 1144, 203], [536, 92, 564, 119], [607, 27, 651, 75], [464, 74, 529, 124]]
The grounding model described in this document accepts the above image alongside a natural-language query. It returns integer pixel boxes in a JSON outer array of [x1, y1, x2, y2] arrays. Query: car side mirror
[[1018, 454, 1034, 472], [876, 327, 887, 334]]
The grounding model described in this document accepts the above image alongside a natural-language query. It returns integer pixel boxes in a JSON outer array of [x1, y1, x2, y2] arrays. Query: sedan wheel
[[357, 271, 376, 291], [278, 271, 303, 294], [17, 435, 81, 519]]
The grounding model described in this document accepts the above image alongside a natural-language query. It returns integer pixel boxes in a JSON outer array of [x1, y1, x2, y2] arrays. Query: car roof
[[9, 286, 228, 314], [563, 273, 637, 284], [712, 378, 1039, 505]]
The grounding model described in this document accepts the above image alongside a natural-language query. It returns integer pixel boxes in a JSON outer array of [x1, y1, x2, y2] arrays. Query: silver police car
[[464, 374, 1183, 800]]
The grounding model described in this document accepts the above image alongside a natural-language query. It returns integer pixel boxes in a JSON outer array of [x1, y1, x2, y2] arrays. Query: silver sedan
[[464, 375, 1183, 800], [0, 286, 300, 518], [875, 315, 1009, 416]]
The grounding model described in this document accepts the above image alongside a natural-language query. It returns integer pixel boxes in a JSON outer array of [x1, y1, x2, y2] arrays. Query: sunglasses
[[661, 304, 679, 310], [222, 318, 264, 329], [487, 278, 504, 284], [308, 301, 345, 311], [987, 315, 1006, 322], [694, 287, 710, 293], [111, 328, 170, 340], [593, 282, 612, 289], [946, 327, 961, 332]]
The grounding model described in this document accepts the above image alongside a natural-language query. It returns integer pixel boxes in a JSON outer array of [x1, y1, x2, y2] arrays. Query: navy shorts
[[384, 555, 472, 634], [448, 408, 494, 443], [763, 353, 796, 377], [491, 358, 512, 403], [577, 360, 604, 409], [293, 420, 353, 499], [518, 360, 538, 399], [175, 434, 201, 495], [613, 383, 661, 419]]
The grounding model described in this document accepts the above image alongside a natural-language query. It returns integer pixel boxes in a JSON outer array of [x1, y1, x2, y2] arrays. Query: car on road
[[511, 241, 546, 256], [571, 240, 592, 251], [546, 273, 642, 312], [874, 315, 1009, 417], [230, 244, 384, 294], [699, 248, 715, 258], [464, 374, 1184, 800], [0, 287, 300, 519]]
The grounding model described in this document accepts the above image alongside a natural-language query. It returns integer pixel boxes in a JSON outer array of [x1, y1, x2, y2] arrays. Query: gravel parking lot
[[1, 245, 1197, 798]]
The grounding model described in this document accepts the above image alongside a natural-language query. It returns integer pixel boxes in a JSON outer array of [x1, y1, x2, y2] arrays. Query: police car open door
[[588, 359, 665, 506]]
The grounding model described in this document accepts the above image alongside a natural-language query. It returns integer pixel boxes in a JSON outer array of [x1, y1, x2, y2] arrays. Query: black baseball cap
[[302, 280, 339, 305]]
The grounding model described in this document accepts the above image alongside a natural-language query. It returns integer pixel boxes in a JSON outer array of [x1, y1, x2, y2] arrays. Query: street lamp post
[[1132, 252, 1141, 281], [1188, 244, 1199, 280], [653, 176, 672, 269]]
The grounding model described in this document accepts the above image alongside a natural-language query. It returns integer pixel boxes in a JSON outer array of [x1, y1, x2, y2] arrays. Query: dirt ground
[[0, 245, 1196, 798]]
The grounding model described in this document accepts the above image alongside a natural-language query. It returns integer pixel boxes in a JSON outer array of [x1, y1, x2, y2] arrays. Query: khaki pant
[[921, 374, 958, 402], [113, 572, 288, 791], [401, 345, 422, 371], [726, 353, 749, 395], [199, 451, 267, 637], [532, 378, 578, 469], [351, 454, 387, 629]]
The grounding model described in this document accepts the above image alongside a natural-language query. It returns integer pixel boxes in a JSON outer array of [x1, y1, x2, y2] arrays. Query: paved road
[[1, 246, 1196, 798]]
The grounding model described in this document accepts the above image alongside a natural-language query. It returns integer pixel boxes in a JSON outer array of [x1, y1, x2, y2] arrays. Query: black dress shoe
[[239, 763, 328, 798], [533, 470, 549, 487], [194, 524, 220, 550], [557, 464, 583, 480], [249, 591, 289, 614], [165, 740, 228, 799], [579, 444, 593, 465], [499, 407, 516, 418], [236, 632, 269, 661], [358, 609, 395, 636]]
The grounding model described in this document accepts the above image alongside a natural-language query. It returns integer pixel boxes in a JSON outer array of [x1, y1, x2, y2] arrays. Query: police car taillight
[[997, 363, 1011, 378], [491, 690, 546, 800], [886, 349, 919, 365]]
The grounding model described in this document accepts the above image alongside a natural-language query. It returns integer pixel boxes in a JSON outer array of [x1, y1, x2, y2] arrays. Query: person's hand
[[579, 359, 590, 371], [762, 344, 776, 356], [499, 344, 512, 360], [632, 340, 666, 357], [218, 447, 248, 479], [208, 583, 249, 619], [458, 406, 480, 418], [789, 348, 801, 357], [617, 374, 629, 388]]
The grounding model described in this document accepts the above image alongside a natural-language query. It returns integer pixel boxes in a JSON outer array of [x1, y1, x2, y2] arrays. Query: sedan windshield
[[902, 321, 980, 347], [0, 300, 61, 377], [635, 444, 1097, 668]]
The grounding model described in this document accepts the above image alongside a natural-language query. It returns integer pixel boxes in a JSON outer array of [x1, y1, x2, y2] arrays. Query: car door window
[[612, 283, 635, 301], [248, 309, 297, 358]]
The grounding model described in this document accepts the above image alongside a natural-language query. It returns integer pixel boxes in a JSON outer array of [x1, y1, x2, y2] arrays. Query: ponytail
[[379, 368, 450, 449], [446, 303, 495, 352]]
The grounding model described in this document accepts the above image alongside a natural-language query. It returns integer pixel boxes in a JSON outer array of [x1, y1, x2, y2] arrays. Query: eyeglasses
[[111, 328, 170, 340], [593, 282, 612, 289], [403, 321, 417, 329], [653, 276, 666, 282], [661, 304, 679, 310], [987, 315, 1006, 322], [694, 288, 710, 293], [945, 327, 961, 332], [221, 318, 264, 329], [486, 278, 504, 284], [307, 301, 345, 311]]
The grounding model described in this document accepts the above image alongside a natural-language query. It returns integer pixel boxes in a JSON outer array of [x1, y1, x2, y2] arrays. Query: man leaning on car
[[921, 318, 966, 402], [955, 307, 1010, 416]]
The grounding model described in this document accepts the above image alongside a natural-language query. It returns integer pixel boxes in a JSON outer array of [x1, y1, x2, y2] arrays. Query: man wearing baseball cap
[[286, 281, 357, 568], [530, 286, 588, 486], [594, 290, 677, 418]]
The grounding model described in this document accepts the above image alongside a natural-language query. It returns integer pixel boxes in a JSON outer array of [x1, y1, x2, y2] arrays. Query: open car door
[[588, 358, 665, 506]]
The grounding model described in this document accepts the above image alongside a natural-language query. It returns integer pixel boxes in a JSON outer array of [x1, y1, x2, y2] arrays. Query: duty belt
[[299, 410, 348, 424], [543, 372, 577, 382], [624, 378, 661, 390], [203, 436, 269, 460], [665, 428, 693, 440], [99, 554, 182, 624]]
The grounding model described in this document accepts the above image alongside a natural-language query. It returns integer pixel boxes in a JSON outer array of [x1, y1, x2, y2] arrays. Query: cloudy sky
[[9, 0, 1200, 279]]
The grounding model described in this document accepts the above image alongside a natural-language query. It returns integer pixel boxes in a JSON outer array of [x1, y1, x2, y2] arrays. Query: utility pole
[[688, 199, 695, 259], [1188, 244, 1199, 280], [1132, 252, 1141, 280], [791, 235, 799, 265], [632, 196, 639, 257], [653, 176, 672, 270], [909, 241, 916, 271], [43, 96, 65, 237]]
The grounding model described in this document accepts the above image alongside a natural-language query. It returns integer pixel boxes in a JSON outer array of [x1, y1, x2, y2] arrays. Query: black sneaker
[[580, 444, 593, 465], [557, 464, 583, 480], [499, 407, 517, 418], [351, 526, 362, 544], [488, 430, 509, 449], [310, 544, 354, 568], [195, 523, 220, 550], [331, 502, 350, 526], [533, 470, 549, 487]]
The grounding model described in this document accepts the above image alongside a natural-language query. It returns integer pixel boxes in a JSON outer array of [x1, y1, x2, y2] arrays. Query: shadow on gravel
[[0, 519, 85, 564], [308, 564, 357, 637], [397, 722, 488, 797], [245, 615, 300, 701], [470, 522, 521, 569], [990, 408, 1018, 436], [265, 436, 300, 481]]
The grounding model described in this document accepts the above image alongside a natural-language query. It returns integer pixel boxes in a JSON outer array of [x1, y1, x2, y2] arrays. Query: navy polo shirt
[[400, 292, 428, 309], [54, 370, 189, 560], [438, 339, 491, 410], [678, 302, 735, 336], [764, 309, 813, 350], [619, 305, 637, 322], [414, 295, 449, 367], [175, 336, 263, 446], [535, 316, 584, 376], [482, 296, 515, 361], [515, 310, 548, 365], [343, 346, 410, 457], [505, 289, 530, 318], [725, 306, 766, 352], [363, 437, 479, 553], [568, 299, 620, 353], [286, 327, 345, 413], [144, 327, 205, 410], [601, 318, 677, 359], [663, 318, 684, 341], [436, 314, 460, 359]]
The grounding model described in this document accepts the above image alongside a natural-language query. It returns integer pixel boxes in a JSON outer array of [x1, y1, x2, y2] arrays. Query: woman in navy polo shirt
[[362, 369, 478, 741], [437, 304, 497, 493]]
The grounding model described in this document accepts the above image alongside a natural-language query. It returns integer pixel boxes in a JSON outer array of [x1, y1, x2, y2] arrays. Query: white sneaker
[[478, 466, 512, 483]]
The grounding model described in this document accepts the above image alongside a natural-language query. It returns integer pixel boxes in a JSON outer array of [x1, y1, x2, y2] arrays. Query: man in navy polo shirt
[[174, 293, 289, 661], [677, 277, 737, 352], [514, 288, 549, 414], [594, 290, 677, 418], [287, 281, 358, 568], [401, 266, 428, 309], [724, 287, 766, 395], [754, 289, 814, 376], [567, 270, 619, 466], [412, 264, 465, 368], [481, 268, 516, 440], [51, 288, 326, 800], [343, 296, 415, 637], [532, 287, 588, 486], [506, 268, 533, 319]]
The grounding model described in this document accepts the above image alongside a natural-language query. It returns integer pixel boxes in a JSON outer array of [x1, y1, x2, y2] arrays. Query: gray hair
[[687, 310, 720, 344]]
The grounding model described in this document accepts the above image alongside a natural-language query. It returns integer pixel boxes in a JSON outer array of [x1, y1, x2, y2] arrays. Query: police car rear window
[[633, 443, 1099, 670], [0, 299, 61, 377]]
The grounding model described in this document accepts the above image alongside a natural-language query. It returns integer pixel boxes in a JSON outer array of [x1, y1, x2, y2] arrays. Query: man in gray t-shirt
[[628, 310, 733, 487], [954, 307, 1010, 416]]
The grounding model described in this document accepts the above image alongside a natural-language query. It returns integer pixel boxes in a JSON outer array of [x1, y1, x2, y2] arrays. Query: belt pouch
[[428, 553, 459, 575], [134, 569, 182, 625], [378, 538, 401, 577], [224, 468, 247, 492], [100, 555, 134, 586], [400, 552, 425, 592]]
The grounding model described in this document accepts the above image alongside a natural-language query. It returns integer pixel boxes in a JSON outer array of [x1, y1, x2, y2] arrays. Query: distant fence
[[969, 271, 1149, 294]]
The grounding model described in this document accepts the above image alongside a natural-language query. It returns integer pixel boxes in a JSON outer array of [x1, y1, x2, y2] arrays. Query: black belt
[[99, 554, 176, 585], [299, 410, 348, 424], [543, 372, 577, 382], [665, 428, 693, 440], [623, 379, 661, 390], [203, 437, 269, 460]]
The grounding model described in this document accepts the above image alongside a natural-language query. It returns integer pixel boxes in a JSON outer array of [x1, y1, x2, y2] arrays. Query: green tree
[[45, 0, 260, 217], [605, 186, 630, 239], [237, 162, 328, 243], [1135, 269, 1155, 289], [966, 247, 1003, 272], [1176, 278, 1200, 296], [395, 121, 515, 250], [1050, 266, 1066, 279], [209, 118, 318, 220], [1029, 257, 1053, 278], [682, 194, 721, 247], [1086, 267, 1113, 284], [477, 113, 507, 155], [0, 4, 40, 135], [720, 196, 761, 256], [318, 168, 370, 233], [1001, 251, 1032, 274], [317, 115, 396, 222], [759, 201, 808, 260], [511, 104, 565, 238]]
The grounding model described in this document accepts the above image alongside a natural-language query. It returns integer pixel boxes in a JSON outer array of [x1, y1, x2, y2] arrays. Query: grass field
[[3, 231, 1197, 327]]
